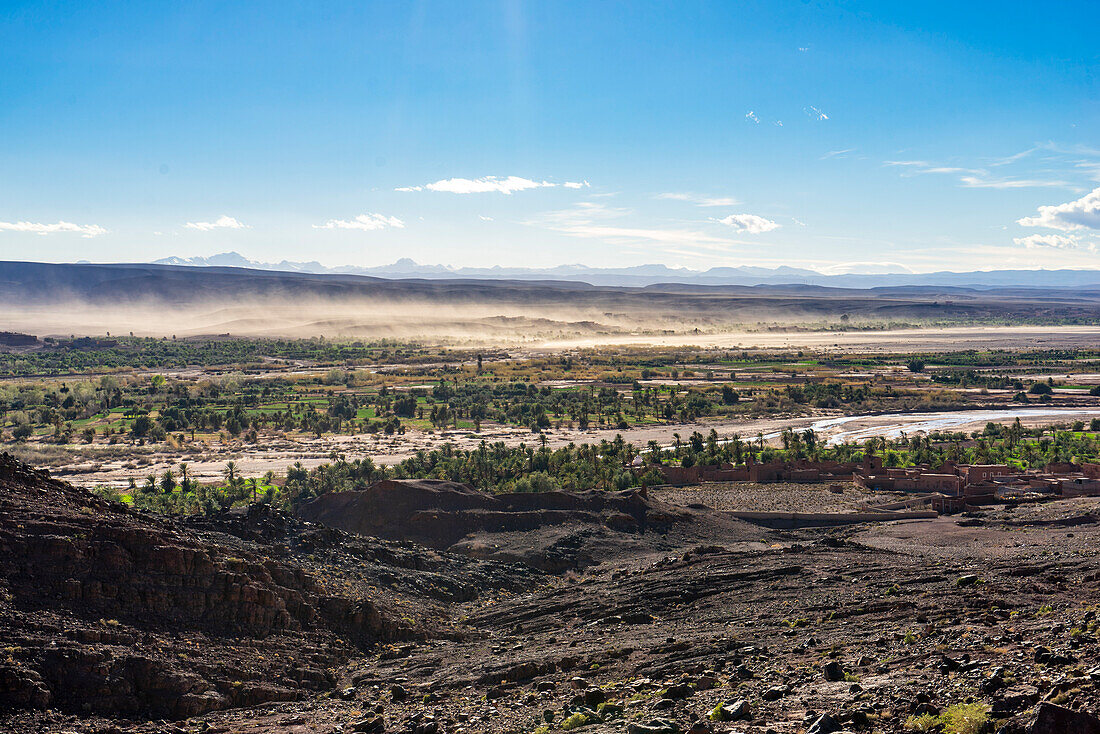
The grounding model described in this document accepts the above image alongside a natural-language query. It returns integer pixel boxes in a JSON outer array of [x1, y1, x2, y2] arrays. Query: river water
[[803, 407, 1100, 446]]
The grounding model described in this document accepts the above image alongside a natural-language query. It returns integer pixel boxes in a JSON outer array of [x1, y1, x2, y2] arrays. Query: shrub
[[906, 703, 990, 734], [938, 702, 990, 734], [904, 713, 938, 733], [560, 713, 590, 730]]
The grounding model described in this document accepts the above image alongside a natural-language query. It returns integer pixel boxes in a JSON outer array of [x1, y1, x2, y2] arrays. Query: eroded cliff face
[[0, 455, 537, 720]]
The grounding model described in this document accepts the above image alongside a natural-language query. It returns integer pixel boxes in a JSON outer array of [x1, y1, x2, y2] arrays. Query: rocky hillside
[[0, 455, 537, 726]]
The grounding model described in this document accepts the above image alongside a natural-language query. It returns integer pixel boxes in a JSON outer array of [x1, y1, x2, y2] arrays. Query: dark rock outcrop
[[298, 479, 686, 548]]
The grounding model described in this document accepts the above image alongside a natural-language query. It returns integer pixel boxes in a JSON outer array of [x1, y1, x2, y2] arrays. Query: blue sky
[[1, 0, 1098, 272]]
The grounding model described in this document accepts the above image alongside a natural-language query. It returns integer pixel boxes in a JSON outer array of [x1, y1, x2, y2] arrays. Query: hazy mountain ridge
[[153, 252, 1100, 289]]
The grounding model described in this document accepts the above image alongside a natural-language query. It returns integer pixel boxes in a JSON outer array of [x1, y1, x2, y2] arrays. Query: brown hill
[[297, 478, 770, 571]]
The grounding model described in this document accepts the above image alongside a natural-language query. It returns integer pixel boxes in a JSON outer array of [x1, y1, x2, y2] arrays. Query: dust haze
[[0, 294, 865, 343], [7, 292, 1100, 352]]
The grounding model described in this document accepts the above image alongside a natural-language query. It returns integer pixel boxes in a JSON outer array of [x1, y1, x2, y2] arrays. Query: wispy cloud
[[478, 215, 494, 222], [960, 175, 1069, 189], [819, 261, 914, 275], [805, 105, 829, 121], [184, 215, 249, 231], [821, 148, 855, 160], [656, 192, 740, 207], [535, 201, 631, 225], [1013, 233, 1090, 250], [530, 202, 741, 252], [0, 220, 106, 238], [886, 159, 1069, 189], [396, 176, 588, 194], [745, 111, 759, 124], [988, 146, 1043, 167], [1017, 187, 1100, 231], [313, 213, 404, 231], [713, 213, 781, 234], [885, 160, 979, 175]]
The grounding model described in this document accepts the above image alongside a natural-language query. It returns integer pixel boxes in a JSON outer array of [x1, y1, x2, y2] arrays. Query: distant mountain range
[[152, 252, 1100, 290]]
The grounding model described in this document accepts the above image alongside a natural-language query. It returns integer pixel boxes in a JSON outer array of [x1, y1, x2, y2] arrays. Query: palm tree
[[223, 461, 238, 488], [178, 462, 189, 492]]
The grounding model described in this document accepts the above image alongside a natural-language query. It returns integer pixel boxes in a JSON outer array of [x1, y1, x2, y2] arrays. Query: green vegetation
[[5, 337, 1100, 513], [0, 343, 962, 444], [905, 703, 990, 734], [93, 412, 1100, 515], [559, 712, 591, 730], [0, 335, 477, 377], [9, 339, 1096, 447]]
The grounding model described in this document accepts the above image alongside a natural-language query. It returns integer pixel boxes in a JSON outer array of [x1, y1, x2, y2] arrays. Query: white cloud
[[1013, 233, 1087, 250], [806, 106, 829, 121], [745, 111, 759, 124], [0, 220, 107, 238], [478, 215, 494, 222], [313, 213, 405, 231], [821, 148, 855, 160], [429, 176, 551, 194], [1017, 187, 1100, 231], [713, 213, 781, 234], [396, 176, 587, 195], [184, 215, 249, 231]]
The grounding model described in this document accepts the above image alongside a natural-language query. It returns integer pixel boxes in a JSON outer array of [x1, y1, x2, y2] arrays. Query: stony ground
[[5, 462, 1100, 733], [652, 483, 906, 514]]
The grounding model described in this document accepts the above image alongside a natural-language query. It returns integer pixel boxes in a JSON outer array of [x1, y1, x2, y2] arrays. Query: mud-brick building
[[1081, 463, 1100, 479], [746, 457, 881, 483], [959, 464, 1014, 485], [1060, 476, 1100, 497], [853, 466, 963, 493]]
